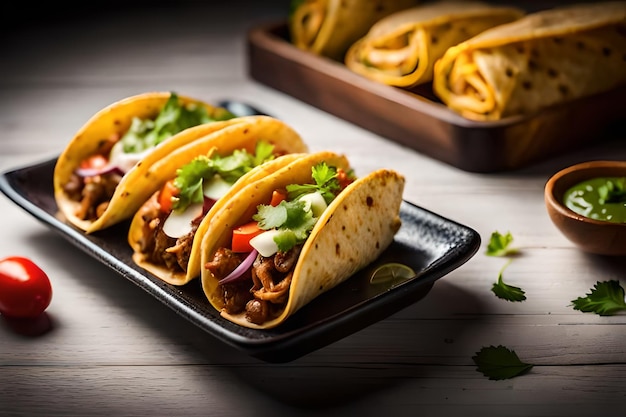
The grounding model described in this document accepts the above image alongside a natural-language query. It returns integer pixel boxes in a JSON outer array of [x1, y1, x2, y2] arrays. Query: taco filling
[[204, 162, 355, 325], [134, 140, 283, 275], [62, 92, 235, 222]]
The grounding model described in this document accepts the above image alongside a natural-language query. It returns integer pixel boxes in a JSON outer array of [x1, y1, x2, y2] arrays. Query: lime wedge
[[370, 263, 416, 286]]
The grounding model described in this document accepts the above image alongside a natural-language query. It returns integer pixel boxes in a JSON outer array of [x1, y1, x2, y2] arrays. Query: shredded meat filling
[[136, 195, 202, 273], [205, 248, 253, 314], [64, 136, 119, 221], [206, 244, 303, 325], [65, 173, 122, 221]]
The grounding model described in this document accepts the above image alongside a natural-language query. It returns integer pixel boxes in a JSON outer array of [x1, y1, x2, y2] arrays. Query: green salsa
[[563, 177, 626, 223]]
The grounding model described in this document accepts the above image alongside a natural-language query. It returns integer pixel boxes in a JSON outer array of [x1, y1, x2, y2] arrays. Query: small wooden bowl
[[545, 160, 626, 256]]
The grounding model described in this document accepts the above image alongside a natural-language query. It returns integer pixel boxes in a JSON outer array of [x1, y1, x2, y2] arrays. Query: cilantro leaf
[[286, 162, 341, 204], [485, 231, 518, 257], [473, 345, 534, 380], [571, 280, 626, 316], [253, 163, 342, 253], [120, 92, 234, 153], [253, 199, 317, 251], [491, 259, 526, 302], [172, 141, 275, 211]]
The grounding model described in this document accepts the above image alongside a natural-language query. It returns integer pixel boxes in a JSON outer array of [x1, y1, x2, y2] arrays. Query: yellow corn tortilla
[[127, 116, 309, 285], [344, 1, 524, 87], [289, 0, 420, 61], [433, 1, 626, 121], [54, 91, 239, 233], [200, 151, 405, 329], [128, 151, 308, 287]]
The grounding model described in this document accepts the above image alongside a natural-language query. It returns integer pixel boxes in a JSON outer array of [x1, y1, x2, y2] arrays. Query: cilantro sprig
[[571, 280, 626, 316], [253, 162, 346, 252], [255, 200, 318, 251], [492, 259, 526, 302], [473, 345, 534, 380], [119, 92, 235, 153], [172, 141, 275, 211], [485, 231, 518, 257], [286, 162, 342, 204], [485, 231, 526, 302]]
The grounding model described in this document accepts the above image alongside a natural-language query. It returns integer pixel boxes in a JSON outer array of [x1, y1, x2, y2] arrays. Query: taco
[[344, 1, 524, 88], [53, 91, 238, 233], [200, 151, 405, 329], [432, 1, 626, 120], [289, 0, 420, 61], [128, 120, 309, 285]]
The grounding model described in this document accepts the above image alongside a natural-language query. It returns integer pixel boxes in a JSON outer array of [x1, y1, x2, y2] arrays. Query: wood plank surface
[[1, 1, 624, 416]]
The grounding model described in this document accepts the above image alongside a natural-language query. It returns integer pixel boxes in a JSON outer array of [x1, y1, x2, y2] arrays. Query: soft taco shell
[[344, 1, 524, 87], [200, 151, 405, 329], [289, 0, 420, 61], [433, 1, 626, 120], [54, 91, 238, 233], [128, 152, 308, 286]]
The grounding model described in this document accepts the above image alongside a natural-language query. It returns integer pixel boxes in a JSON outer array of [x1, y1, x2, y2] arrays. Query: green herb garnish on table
[[485, 230, 518, 257], [486, 231, 526, 302], [571, 280, 626, 316], [492, 259, 526, 302], [473, 345, 534, 380]]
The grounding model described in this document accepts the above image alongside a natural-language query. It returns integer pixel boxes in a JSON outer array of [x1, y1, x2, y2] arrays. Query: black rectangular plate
[[0, 158, 480, 362]]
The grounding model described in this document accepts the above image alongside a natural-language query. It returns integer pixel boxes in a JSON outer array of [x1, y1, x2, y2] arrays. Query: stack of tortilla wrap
[[433, 1, 626, 120], [53, 91, 238, 233], [127, 117, 309, 286], [200, 151, 405, 329], [344, 1, 524, 88], [289, 0, 420, 61]]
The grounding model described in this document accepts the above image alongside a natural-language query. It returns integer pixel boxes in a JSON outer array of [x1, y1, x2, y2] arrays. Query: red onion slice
[[203, 196, 217, 214], [219, 249, 258, 285], [75, 165, 125, 178]]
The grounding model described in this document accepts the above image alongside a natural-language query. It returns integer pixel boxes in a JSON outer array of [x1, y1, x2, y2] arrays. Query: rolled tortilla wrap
[[344, 1, 524, 87], [433, 1, 626, 120], [289, 0, 419, 61]]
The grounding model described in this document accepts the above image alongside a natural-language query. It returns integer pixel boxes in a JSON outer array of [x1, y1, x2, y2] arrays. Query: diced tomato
[[270, 189, 287, 206], [337, 168, 354, 190], [232, 221, 263, 253], [158, 180, 179, 213], [80, 154, 108, 170]]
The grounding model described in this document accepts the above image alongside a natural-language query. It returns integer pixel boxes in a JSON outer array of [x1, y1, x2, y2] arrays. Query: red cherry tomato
[[0, 256, 52, 318]]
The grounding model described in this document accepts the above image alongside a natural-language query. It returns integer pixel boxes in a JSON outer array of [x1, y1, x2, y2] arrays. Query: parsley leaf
[[571, 280, 626, 316], [473, 345, 533, 380], [485, 231, 518, 257], [286, 162, 341, 204], [491, 259, 526, 302]]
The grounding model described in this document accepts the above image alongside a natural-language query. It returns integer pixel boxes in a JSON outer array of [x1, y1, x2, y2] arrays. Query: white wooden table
[[1, 2, 625, 416]]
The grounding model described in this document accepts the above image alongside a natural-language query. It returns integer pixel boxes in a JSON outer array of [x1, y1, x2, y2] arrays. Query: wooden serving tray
[[246, 22, 626, 173]]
